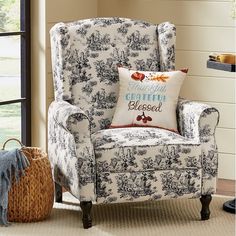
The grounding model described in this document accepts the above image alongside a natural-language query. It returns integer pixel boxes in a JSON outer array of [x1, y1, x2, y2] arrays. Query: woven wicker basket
[[3, 139, 54, 222]]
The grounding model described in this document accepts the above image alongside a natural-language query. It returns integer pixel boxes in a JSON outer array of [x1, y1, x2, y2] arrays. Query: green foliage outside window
[[0, 0, 20, 32], [0, 0, 21, 148]]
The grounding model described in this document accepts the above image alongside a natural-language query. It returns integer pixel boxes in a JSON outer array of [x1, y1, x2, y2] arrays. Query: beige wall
[[32, 0, 235, 179], [31, 0, 46, 151]]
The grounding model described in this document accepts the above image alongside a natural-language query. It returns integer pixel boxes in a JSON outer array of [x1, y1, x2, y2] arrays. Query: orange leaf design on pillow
[[150, 74, 169, 82]]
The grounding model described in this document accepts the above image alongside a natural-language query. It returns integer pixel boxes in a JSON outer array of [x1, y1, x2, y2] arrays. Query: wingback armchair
[[48, 18, 219, 228]]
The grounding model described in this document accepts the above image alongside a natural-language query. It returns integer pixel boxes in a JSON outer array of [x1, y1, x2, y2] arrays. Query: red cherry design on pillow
[[131, 72, 145, 82], [136, 112, 152, 124], [136, 115, 142, 121], [143, 117, 147, 123]]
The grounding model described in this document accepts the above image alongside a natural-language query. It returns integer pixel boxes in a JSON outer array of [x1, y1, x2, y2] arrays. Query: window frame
[[0, 0, 31, 146]]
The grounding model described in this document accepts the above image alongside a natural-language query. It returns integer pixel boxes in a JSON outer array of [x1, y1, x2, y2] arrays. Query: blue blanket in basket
[[0, 149, 30, 226]]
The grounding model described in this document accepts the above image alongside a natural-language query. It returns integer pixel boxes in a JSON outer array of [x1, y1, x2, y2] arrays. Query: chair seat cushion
[[92, 127, 201, 173]]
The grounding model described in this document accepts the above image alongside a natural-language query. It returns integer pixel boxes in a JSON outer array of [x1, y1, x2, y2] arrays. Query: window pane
[[0, 0, 20, 32], [0, 103, 21, 149], [0, 35, 21, 101]]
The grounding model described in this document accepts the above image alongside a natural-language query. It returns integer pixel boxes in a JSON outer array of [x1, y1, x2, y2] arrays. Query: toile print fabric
[[92, 127, 201, 173], [96, 169, 202, 204], [48, 17, 219, 204], [110, 67, 187, 131], [50, 17, 176, 133], [48, 101, 96, 201], [177, 99, 220, 195]]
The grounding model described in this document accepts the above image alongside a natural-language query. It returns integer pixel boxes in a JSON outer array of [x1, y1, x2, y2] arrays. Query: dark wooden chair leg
[[55, 182, 63, 203], [80, 201, 92, 229], [200, 194, 212, 220]]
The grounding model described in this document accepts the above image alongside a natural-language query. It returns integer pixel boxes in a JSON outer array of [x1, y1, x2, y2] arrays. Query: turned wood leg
[[200, 194, 212, 220], [80, 201, 92, 229], [55, 182, 63, 203]]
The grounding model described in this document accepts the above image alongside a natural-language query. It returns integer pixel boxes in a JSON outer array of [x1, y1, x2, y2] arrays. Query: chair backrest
[[50, 17, 176, 133]]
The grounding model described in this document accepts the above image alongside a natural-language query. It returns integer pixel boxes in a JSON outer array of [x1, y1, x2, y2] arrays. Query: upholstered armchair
[[48, 18, 219, 229]]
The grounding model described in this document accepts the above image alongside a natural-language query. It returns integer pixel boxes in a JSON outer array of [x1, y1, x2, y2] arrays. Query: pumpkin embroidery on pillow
[[110, 67, 188, 132]]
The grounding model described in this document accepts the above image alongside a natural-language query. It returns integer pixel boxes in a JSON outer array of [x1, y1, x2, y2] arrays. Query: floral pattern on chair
[[92, 127, 201, 173], [50, 18, 176, 133], [177, 98, 219, 194], [48, 18, 219, 228]]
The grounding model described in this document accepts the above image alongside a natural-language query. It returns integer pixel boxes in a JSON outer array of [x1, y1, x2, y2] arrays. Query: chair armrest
[[48, 100, 91, 139], [177, 99, 220, 195], [48, 101, 95, 201], [177, 98, 219, 142]]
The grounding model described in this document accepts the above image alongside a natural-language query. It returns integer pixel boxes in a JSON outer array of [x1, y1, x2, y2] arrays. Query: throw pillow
[[110, 67, 187, 132]]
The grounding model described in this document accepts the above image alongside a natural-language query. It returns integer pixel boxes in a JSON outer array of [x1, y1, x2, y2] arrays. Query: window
[[0, 0, 30, 148]]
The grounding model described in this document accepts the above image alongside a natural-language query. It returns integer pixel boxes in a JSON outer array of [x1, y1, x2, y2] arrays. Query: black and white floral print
[[50, 17, 176, 133], [157, 22, 176, 71], [48, 18, 219, 204], [92, 127, 201, 173], [177, 98, 219, 194], [48, 101, 96, 201], [96, 169, 201, 204], [161, 169, 201, 198]]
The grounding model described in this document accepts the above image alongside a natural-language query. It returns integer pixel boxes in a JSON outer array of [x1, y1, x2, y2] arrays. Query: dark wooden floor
[[216, 179, 235, 196]]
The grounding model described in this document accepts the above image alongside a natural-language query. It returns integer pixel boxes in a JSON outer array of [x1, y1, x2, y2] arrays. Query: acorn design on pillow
[[136, 112, 152, 124], [131, 72, 145, 82]]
